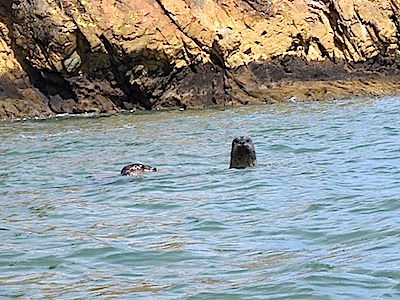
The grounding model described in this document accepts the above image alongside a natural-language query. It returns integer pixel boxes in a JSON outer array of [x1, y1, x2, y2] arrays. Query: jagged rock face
[[1, 0, 400, 120]]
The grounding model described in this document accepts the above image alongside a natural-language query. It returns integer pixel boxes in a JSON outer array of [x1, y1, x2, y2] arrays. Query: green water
[[1, 97, 400, 299]]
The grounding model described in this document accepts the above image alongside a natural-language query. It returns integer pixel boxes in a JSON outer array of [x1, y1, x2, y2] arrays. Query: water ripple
[[1, 97, 400, 298]]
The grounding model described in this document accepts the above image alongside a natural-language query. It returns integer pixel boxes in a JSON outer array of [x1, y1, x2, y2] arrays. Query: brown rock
[[1, 0, 400, 120]]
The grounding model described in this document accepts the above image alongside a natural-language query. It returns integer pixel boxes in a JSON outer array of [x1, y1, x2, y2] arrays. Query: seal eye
[[233, 138, 239, 144], [245, 138, 250, 143]]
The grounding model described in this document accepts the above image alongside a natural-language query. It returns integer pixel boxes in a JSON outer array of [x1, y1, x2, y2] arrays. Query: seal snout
[[234, 136, 252, 149]]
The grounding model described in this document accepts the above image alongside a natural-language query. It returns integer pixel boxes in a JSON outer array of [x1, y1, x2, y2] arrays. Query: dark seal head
[[121, 163, 157, 176], [229, 136, 258, 169]]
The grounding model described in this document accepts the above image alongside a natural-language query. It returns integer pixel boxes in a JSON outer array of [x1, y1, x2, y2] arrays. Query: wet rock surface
[[1, 0, 400, 120]]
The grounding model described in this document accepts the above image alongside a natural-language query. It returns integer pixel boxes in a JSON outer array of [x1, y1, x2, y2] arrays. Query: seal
[[229, 136, 258, 169], [121, 163, 157, 176]]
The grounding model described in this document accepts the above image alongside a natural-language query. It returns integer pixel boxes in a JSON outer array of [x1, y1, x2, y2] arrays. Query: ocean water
[[1, 97, 400, 299]]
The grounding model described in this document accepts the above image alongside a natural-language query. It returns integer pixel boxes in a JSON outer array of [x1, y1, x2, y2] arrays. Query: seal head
[[121, 163, 157, 176], [229, 136, 257, 169]]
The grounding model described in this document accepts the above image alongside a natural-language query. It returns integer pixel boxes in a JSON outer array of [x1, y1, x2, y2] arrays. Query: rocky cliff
[[1, 0, 400, 120]]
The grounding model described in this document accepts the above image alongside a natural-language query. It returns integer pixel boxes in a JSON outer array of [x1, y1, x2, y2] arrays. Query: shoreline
[[2, 75, 399, 122], [2, 55, 400, 121]]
